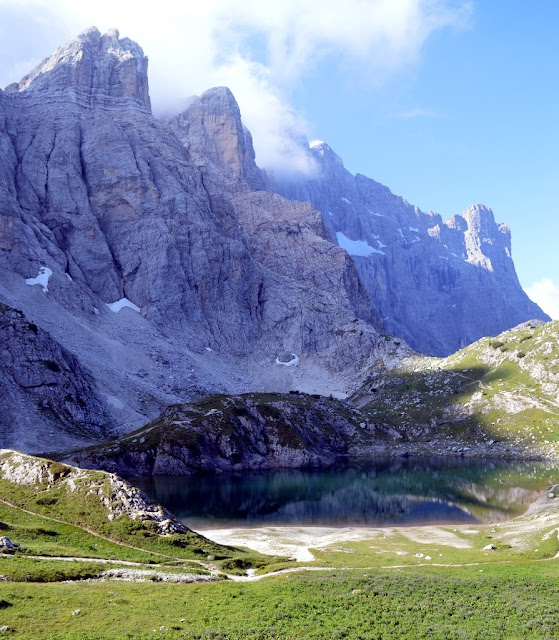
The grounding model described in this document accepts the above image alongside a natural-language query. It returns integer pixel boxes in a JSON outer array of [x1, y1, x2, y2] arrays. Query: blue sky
[[293, 2, 558, 312], [0, 1, 557, 316]]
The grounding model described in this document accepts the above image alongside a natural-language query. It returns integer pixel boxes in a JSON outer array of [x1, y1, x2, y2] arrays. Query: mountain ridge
[[273, 140, 547, 355], [0, 27, 548, 452]]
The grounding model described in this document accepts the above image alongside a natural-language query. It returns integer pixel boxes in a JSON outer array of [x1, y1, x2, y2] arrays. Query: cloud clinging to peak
[[0, 0, 471, 173]]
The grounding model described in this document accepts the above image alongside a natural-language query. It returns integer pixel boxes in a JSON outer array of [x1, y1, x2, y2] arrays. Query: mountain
[[0, 28, 405, 452], [272, 142, 548, 355], [0, 27, 548, 453]]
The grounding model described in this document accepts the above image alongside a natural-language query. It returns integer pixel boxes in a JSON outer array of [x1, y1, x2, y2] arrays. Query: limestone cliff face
[[170, 87, 382, 329], [0, 27, 543, 453], [0, 29, 402, 451], [273, 142, 548, 356]]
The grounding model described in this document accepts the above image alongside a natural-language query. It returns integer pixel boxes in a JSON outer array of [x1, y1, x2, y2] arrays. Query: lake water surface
[[133, 458, 559, 529]]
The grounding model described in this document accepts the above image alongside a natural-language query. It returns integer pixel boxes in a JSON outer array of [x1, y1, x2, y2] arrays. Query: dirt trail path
[[0, 497, 210, 567]]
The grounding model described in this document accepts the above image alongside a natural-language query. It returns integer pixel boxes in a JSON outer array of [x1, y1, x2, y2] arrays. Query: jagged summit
[[273, 139, 548, 355], [4, 27, 151, 110], [170, 86, 264, 190]]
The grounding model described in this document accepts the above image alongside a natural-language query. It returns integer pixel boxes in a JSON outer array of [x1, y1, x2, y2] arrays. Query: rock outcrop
[[273, 142, 548, 356], [0, 303, 110, 451], [0, 449, 188, 535], [70, 392, 398, 476]]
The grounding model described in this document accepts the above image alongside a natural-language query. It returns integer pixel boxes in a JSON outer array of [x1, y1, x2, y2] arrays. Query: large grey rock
[[273, 141, 548, 356]]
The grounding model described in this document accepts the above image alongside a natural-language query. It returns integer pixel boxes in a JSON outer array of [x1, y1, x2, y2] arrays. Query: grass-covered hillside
[[0, 450, 276, 583], [353, 320, 559, 458]]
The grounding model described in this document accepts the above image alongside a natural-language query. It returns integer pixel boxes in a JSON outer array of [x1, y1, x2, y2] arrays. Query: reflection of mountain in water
[[248, 486, 478, 526], [133, 458, 559, 528]]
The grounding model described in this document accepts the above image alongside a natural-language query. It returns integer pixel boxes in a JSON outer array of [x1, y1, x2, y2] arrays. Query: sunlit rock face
[[0, 29, 405, 451], [273, 141, 548, 356]]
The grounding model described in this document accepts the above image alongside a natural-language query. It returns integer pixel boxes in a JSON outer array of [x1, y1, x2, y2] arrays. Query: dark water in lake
[[133, 458, 559, 529]]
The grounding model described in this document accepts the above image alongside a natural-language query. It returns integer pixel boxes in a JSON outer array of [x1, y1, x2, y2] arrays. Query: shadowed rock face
[[69, 393, 398, 476], [0, 303, 110, 451], [0, 29, 404, 451], [273, 141, 548, 356]]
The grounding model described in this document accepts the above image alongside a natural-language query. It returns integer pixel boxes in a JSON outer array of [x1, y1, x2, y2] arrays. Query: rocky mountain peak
[[446, 204, 512, 272], [169, 86, 263, 191], [461, 203, 497, 232], [309, 140, 345, 171], [272, 138, 548, 356], [4, 27, 151, 111]]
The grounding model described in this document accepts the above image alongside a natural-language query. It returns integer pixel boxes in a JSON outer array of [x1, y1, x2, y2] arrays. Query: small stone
[[0, 537, 15, 552], [483, 544, 496, 551], [548, 492, 555, 498]]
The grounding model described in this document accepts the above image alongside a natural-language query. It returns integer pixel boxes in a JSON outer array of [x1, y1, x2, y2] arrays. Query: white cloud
[[0, 0, 471, 173], [526, 278, 559, 320]]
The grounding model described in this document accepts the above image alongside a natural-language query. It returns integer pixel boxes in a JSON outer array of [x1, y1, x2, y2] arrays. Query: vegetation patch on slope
[[353, 320, 559, 459], [0, 450, 276, 581]]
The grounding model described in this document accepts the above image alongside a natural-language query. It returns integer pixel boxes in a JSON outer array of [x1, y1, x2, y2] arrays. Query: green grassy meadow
[[0, 561, 558, 639]]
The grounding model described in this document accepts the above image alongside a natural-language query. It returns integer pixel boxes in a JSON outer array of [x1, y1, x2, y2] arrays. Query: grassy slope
[[353, 320, 559, 457], [0, 451, 277, 581], [1, 557, 558, 638]]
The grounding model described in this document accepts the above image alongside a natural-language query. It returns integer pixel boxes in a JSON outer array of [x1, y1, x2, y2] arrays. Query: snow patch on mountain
[[336, 232, 384, 257], [106, 298, 141, 314], [25, 267, 52, 293]]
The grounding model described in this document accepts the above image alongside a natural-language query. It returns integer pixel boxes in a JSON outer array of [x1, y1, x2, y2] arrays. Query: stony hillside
[[352, 320, 559, 459], [69, 392, 401, 476]]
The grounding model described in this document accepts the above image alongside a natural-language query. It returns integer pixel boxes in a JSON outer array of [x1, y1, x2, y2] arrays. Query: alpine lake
[[133, 457, 559, 530]]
